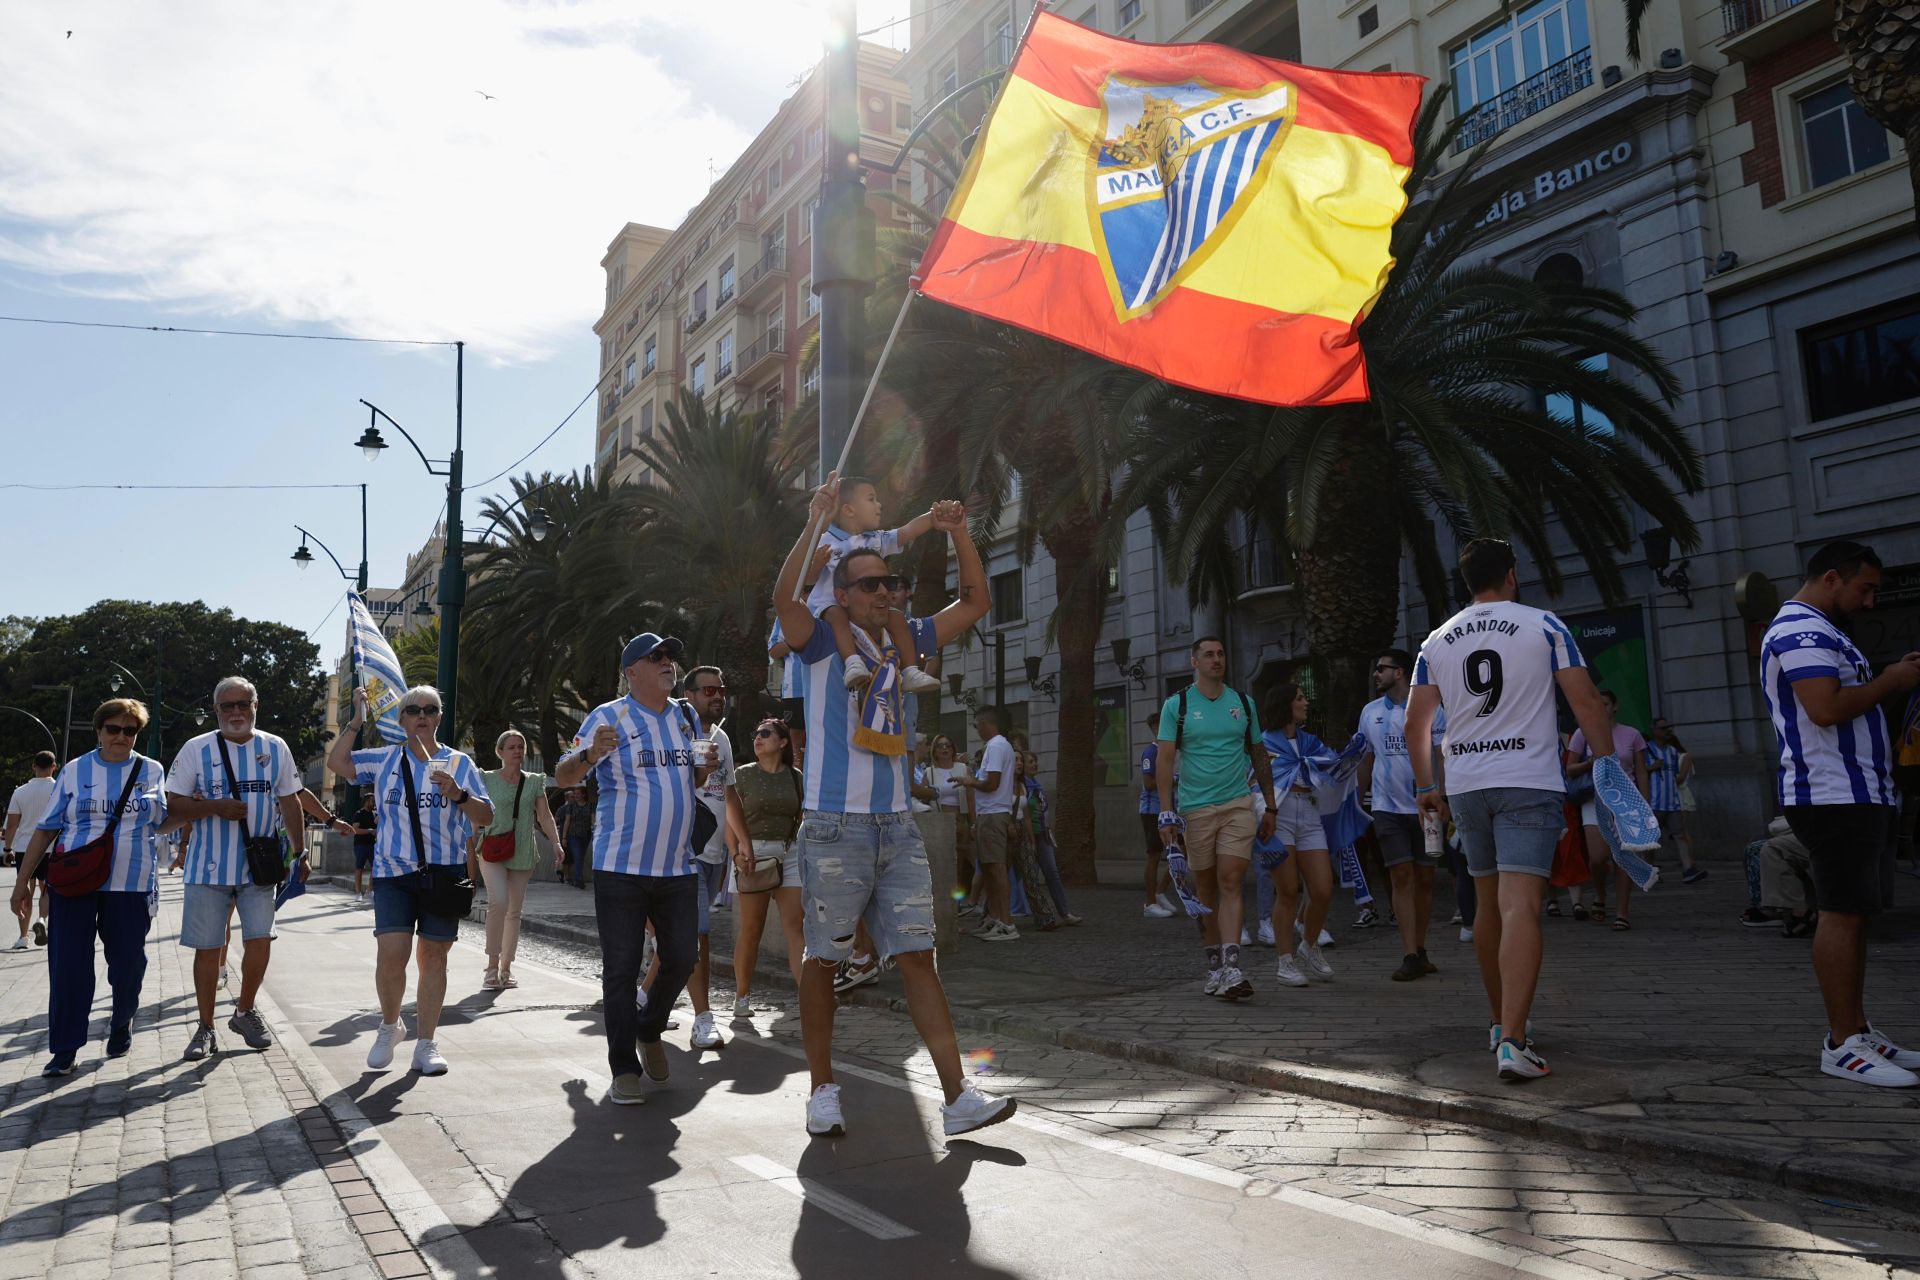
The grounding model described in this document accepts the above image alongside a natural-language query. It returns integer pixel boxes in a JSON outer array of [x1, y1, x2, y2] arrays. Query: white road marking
[[730, 1154, 919, 1240]]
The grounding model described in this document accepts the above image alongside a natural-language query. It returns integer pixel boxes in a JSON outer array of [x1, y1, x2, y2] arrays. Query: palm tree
[[1117, 89, 1705, 736], [626, 390, 807, 716], [1625, 2, 1918, 213]]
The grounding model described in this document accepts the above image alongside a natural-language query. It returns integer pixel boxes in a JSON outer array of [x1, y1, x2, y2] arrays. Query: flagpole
[[791, 289, 916, 600]]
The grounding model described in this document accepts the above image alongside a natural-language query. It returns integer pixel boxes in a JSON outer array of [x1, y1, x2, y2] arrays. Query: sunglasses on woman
[[754, 727, 784, 739], [100, 723, 140, 737], [401, 704, 442, 716]]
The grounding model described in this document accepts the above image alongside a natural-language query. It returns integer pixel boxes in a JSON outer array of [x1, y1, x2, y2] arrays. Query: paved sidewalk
[[0, 872, 422, 1280], [497, 859, 1920, 1212]]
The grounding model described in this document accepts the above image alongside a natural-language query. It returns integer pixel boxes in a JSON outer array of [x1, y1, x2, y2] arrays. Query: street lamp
[[354, 342, 466, 728], [1024, 655, 1058, 704], [1110, 638, 1148, 690]]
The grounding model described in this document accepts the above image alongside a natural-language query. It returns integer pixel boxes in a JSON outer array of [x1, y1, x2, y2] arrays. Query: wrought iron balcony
[[1722, 0, 1809, 37], [740, 246, 789, 301], [1238, 537, 1292, 597], [739, 327, 787, 379], [1453, 49, 1593, 152]]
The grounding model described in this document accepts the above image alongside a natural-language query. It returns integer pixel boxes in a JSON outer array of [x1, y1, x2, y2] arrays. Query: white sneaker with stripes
[[1822, 1033, 1919, 1088]]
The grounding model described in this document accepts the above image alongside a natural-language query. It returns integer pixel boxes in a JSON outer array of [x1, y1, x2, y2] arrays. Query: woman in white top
[[913, 734, 975, 910]]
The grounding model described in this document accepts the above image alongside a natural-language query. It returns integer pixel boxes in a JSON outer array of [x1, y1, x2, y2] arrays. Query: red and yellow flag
[[915, 12, 1423, 406]]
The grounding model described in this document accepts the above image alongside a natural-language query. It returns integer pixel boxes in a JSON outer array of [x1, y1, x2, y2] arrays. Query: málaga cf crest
[[1091, 77, 1293, 320]]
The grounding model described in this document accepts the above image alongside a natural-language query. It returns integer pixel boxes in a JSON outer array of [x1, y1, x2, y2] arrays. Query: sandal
[[1571, 905, 1588, 922], [1610, 917, 1630, 931], [1545, 901, 1562, 918], [482, 969, 503, 990], [501, 973, 519, 988]]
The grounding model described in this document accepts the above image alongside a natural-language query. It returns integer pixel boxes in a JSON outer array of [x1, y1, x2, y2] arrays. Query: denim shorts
[[1270, 791, 1328, 852], [751, 838, 802, 885], [180, 882, 277, 949], [694, 857, 729, 936], [353, 843, 375, 870], [1449, 787, 1565, 879], [797, 810, 936, 963], [1373, 810, 1431, 868], [372, 873, 461, 943]]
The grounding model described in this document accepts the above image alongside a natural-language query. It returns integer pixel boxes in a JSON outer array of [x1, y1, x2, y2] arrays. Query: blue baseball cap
[[620, 632, 685, 667]]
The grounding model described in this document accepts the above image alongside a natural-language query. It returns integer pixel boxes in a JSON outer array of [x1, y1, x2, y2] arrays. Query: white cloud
[[0, 0, 897, 361]]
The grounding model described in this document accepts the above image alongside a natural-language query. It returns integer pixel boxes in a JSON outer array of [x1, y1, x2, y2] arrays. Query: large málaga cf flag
[[915, 11, 1423, 406], [347, 591, 408, 745]]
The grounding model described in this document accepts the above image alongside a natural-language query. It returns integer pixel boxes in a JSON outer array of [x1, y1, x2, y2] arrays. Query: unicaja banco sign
[[1474, 141, 1635, 228]]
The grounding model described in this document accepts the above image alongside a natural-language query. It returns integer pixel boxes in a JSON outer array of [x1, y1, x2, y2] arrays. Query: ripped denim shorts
[[797, 810, 937, 963]]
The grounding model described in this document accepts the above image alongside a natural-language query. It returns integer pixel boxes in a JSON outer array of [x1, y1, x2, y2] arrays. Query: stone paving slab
[[492, 856, 1920, 1213], [0, 872, 423, 1279]]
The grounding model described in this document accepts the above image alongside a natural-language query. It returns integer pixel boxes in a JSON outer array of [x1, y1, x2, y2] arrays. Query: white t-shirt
[[922, 762, 969, 808], [1414, 599, 1586, 795], [975, 735, 1017, 815], [693, 721, 736, 865], [805, 524, 904, 615], [5, 776, 57, 849]]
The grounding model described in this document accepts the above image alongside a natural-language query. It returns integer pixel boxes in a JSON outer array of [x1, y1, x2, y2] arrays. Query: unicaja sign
[[1474, 141, 1636, 228]]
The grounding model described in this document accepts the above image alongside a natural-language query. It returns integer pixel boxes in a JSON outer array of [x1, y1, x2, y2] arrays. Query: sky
[[0, 0, 912, 674]]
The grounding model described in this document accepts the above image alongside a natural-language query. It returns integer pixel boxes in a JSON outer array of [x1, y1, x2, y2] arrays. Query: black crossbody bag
[[400, 751, 476, 919], [216, 735, 287, 886]]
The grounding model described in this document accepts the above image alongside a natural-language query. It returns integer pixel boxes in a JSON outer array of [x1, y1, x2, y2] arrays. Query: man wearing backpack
[[1156, 636, 1279, 1000]]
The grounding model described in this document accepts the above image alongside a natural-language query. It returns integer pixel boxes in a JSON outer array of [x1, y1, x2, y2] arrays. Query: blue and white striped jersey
[[1645, 741, 1682, 812], [798, 615, 937, 813], [167, 730, 301, 886], [37, 751, 168, 894], [567, 695, 701, 877], [1760, 601, 1896, 807], [805, 524, 903, 616], [351, 745, 486, 878], [1355, 694, 1448, 814], [1414, 601, 1585, 795], [769, 619, 803, 698]]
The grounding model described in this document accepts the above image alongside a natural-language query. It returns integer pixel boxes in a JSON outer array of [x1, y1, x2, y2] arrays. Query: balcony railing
[[684, 311, 709, 335], [1240, 538, 1291, 594], [740, 246, 788, 299], [739, 327, 787, 376], [1453, 48, 1593, 152], [1722, 0, 1809, 37]]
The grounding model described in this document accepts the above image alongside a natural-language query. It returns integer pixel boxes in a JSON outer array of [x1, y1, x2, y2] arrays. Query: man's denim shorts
[[1449, 787, 1566, 879], [372, 873, 460, 943], [180, 882, 277, 950], [694, 857, 729, 936], [797, 810, 936, 963]]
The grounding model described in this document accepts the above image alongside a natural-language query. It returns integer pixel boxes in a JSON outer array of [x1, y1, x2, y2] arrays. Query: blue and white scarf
[[848, 624, 906, 758], [1593, 755, 1661, 891]]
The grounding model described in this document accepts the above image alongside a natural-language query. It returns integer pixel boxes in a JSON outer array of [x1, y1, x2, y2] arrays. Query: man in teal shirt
[[1156, 636, 1277, 1001]]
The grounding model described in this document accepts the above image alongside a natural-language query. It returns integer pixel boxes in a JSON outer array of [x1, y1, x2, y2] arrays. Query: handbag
[[217, 734, 288, 886], [400, 749, 476, 919], [737, 768, 801, 893], [46, 757, 146, 897], [479, 773, 525, 863]]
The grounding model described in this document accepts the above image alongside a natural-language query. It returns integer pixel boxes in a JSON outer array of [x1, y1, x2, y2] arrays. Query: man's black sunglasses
[[847, 574, 909, 594]]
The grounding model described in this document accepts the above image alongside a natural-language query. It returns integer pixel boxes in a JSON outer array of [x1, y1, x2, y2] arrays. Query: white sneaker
[[980, 920, 1020, 942], [1866, 1024, 1915, 1068], [1449, 912, 1463, 925], [1156, 893, 1178, 913], [1317, 928, 1335, 948], [1142, 902, 1174, 919], [732, 996, 752, 1020], [218, 966, 231, 988], [901, 665, 942, 694], [6, 936, 26, 951], [1257, 920, 1275, 947], [1239, 928, 1252, 946], [691, 1011, 724, 1050], [366, 1021, 403, 1071], [1296, 942, 1334, 981], [806, 1083, 846, 1137], [1216, 965, 1253, 1000], [1202, 969, 1224, 997], [1459, 926, 1474, 943], [411, 1038, 448, 1076], [941, 1081, 1016, 1136], [1496, 1039, 1551, 1081], [1489, 1021, 1536, 1052], [841, 655, 873, 691], [1823, 1033, 1920, 1087], [1273, 954, 1308, 987]]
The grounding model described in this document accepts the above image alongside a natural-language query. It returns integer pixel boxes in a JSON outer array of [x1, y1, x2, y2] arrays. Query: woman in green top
[[729, 717, 805, 1015], [466, 730, 562, 991]]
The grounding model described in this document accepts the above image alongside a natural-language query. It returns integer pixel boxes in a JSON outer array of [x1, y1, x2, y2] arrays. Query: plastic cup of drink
[[427, 758, 452, 780]]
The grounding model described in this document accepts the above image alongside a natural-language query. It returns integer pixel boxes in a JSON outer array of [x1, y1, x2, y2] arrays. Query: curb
[[502, 908, 1920, 1215]]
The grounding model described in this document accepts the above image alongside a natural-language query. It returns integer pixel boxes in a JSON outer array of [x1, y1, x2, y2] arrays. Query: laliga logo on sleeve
[[1090, 77, 1293, 320]]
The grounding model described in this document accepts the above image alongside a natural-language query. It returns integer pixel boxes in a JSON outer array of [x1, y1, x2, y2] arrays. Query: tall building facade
[[895, 0, 1915, 869], [594, 44, 914, 487]]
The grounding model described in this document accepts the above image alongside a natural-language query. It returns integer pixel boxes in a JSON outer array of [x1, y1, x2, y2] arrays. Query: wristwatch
[[452, 788, 471, 805]]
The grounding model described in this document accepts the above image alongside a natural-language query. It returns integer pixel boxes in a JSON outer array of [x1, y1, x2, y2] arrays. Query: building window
[[764, 384, 783, 415], [768, 158, 782, 197], [718, 256, 735, 303], [806, 126, 822, 157], [1803, 304, 1920, 421], [1076, 7, 1096, 29], [1545, 353, 1616, 435], [1186, 0, 1216, 16], [801, 277, 820, 318], [643, 335, 656, 375], [990, 569, 1024, 622], [623, 356, 636, 389], [691, 357, 708, 395], [805, 198, 820, 240], [940, 60, 957, 95], [1450, 0, 1590, 115], [1799, 82, 1892, 190], [640, 401, 654, 437], [804, 359, 821, 396], [619, 416, 632, 454], [1358, 6, 1378, 37], [1120, 0, 1142, 24], [717, 332, 734, 379], [896, 101, 912, 129], [989, 20, 1014, 69]]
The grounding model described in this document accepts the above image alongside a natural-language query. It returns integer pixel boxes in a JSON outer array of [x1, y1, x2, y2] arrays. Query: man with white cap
[[555, 632, 717, 1106]]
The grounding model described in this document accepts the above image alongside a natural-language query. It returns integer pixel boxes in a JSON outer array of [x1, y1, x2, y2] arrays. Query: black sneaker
[[1739, 907, 1774, 928], [184, 1024, 218, 1061], [1390, 954, 1426, 982], [1419, 949, 1438, 975], [41, 1054, 75, 1078], [1354, 908, 1379, 929], [1682, 867, 1708, 884], [105, 1023, 132, 1058], [228, 1008, 273, 1050]]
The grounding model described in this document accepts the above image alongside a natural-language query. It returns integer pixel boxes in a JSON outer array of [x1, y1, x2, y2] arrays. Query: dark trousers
[[594, 871, 697, 1076], [48, 889, 151, 1056], [566, 837, 590, 887], [1445, 842, 1476, 926]]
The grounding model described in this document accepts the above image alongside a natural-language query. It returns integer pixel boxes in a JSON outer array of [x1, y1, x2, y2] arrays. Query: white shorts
[[1271, 791, 1329, 852]]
